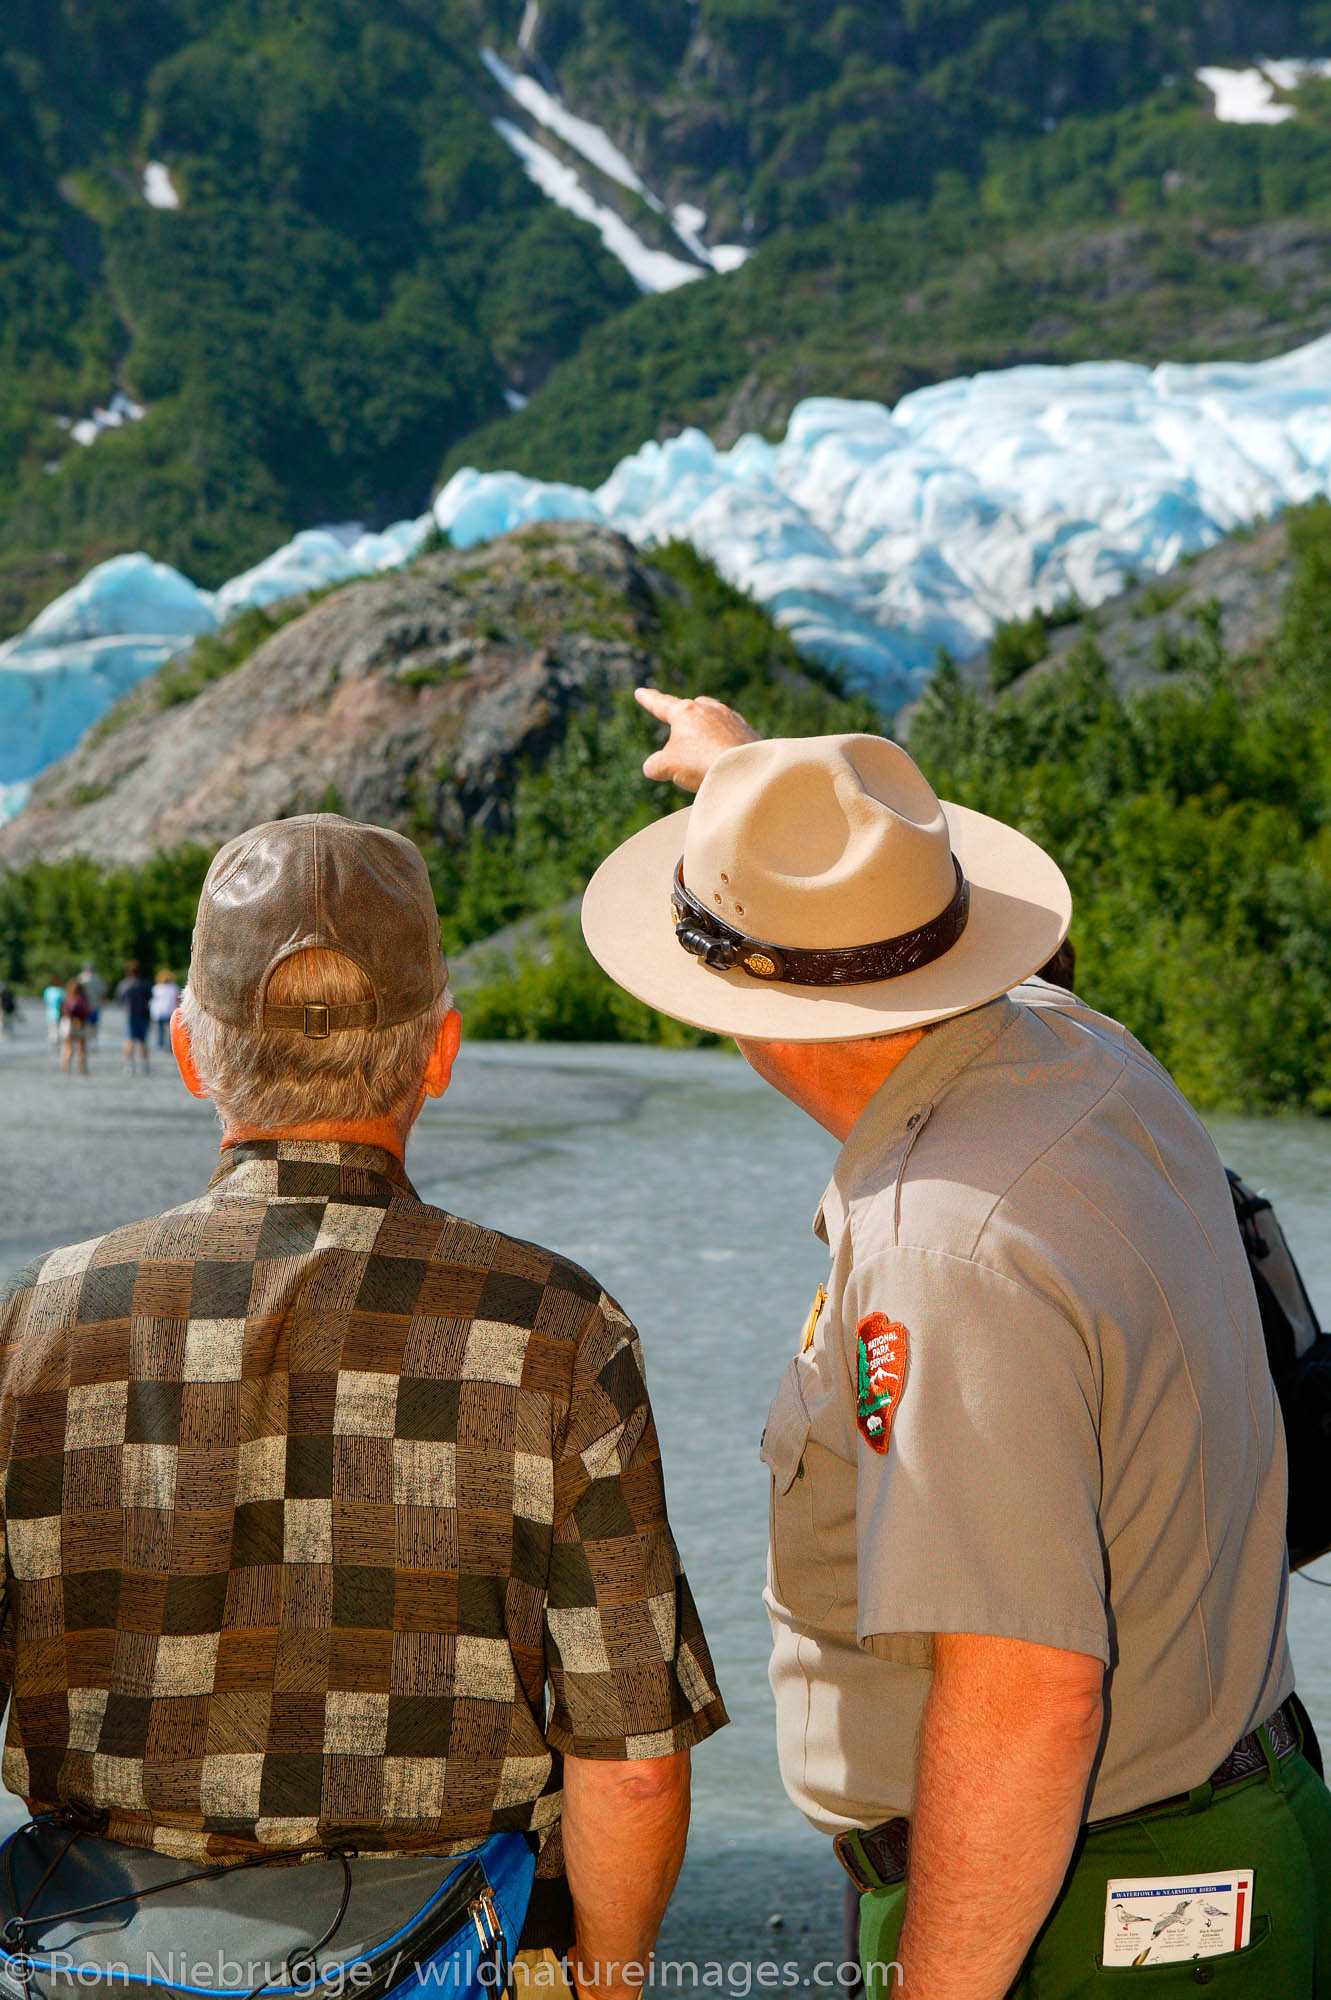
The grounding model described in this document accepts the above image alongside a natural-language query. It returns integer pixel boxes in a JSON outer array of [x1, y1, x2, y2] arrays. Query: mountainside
[[937, 515, 1300, 707], [1, 1, 640, 627], [0, 530, 643, 870], [488, 1, 1331, 239], [4, 1, 1331, 634], [0, 521, 869, 876], [445, 215, 1331, 491]]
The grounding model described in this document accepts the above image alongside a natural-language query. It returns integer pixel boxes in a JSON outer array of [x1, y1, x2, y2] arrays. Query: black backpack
[[1228, 1170, 1331, 1572]]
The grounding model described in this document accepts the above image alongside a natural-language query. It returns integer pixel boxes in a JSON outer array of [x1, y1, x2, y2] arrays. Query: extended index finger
[[634, 686, 692, 724]]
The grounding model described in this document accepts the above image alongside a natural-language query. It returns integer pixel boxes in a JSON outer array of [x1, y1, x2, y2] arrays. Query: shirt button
[[906, 1113, 921, 1129]]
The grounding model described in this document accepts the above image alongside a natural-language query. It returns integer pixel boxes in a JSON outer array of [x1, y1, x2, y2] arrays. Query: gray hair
[[181, 946, 452, 1130]]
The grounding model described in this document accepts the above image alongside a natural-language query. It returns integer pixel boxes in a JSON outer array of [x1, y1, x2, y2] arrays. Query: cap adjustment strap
[[260, 1000, 379, 1034], [671, 857, 970, 987]]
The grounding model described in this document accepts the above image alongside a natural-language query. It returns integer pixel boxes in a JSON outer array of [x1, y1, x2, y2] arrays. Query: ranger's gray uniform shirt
[[763, 983, 1293, 1830]]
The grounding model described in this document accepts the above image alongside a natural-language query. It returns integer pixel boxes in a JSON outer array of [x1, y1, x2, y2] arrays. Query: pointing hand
[[635, 688, 759, 794]]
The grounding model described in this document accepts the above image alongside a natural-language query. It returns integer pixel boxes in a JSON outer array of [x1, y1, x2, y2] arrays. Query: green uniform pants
[[857, 1744, 1331, 1997]]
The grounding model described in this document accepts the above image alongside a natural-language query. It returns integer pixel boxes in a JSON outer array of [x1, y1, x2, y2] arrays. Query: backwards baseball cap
[[189, 815, 447, 1036]]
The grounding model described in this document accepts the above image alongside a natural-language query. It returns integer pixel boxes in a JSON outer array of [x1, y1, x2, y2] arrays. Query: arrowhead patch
[[857, 1313, 909, 1454]]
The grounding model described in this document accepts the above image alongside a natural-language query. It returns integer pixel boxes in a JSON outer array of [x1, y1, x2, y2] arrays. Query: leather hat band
[[671, 857, 970, 987]]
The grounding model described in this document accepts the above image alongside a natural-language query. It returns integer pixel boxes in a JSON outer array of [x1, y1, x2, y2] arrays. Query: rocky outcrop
[[0, 524, 665, 869], [1021, 515, 1296, 695], [893, 513, 1298, 736]]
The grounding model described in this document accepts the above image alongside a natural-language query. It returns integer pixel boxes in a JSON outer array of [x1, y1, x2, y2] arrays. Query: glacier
[[2, 332, 1329, 801], [0, 555, 220, 787]]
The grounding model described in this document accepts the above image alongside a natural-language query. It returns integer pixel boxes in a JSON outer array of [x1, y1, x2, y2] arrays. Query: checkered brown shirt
[[0, 1140, 726, 1861]]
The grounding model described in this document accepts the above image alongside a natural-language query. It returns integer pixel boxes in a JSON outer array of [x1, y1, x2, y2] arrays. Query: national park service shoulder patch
[[856, 1313, 909, 1454]]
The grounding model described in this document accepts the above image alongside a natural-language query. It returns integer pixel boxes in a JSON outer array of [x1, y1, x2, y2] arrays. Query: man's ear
[[422, 1006, 462, 1100], [170, 1008, 209, 1100]]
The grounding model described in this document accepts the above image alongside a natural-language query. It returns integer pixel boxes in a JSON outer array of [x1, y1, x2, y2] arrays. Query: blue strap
[[0, 1826, 536, 1999]]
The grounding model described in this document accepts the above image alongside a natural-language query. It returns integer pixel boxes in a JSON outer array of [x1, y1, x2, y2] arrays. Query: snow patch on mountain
[[3, 334, 1330, 802], [483, 48, 748, 283], [668, 202, 750, 274], [483, 48, 654, 201], [57, 389, 146, 450], [1197, 58, 1331, 123], [141, 161, 180, 208], [492, 118, 703, 292]]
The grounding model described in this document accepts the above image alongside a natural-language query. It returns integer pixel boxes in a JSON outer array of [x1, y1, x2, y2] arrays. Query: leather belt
[[833, 1699, 1301, 1894]]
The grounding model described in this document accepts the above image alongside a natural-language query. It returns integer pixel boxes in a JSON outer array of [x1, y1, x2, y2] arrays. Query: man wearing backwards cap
[[0, 814, 726, 1997], [582, 693, 1331, 2000]]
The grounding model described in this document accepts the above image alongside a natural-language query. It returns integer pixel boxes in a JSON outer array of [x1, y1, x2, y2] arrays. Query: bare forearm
[[896, 1636, 1103, 2000], [562, 1750, 691, 1999]]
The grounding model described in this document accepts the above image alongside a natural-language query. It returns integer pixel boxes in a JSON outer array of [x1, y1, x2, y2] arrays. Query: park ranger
[[581, 691, 1331, 2000]]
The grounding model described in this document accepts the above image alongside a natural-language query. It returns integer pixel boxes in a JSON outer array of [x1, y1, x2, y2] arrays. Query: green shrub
[[0, 846, 211, 991], [988, 613, 1049, 691], [459, 918, 716, 1045], [910, 500, 1331, 1112]]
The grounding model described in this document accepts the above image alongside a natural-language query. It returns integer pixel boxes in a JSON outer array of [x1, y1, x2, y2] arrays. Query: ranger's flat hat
[[581, 734, 1070, 1041], [190, 814, 446, 1034]]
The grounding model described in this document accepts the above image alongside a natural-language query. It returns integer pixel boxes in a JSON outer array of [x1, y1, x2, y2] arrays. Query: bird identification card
[[1102, 1869, 1254, 1966]]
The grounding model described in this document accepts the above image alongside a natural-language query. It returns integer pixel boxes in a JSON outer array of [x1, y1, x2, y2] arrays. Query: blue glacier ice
[[2, 333, 1329, 803], [0, 554, 219, 786], [212, 519, 434, 620]]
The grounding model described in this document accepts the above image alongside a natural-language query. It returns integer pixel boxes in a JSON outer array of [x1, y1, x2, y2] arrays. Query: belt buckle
[[303, 1003, 330, 1039]]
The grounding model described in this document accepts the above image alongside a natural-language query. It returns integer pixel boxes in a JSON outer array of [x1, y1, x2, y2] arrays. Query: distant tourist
[[0, 984, 15, 1037], [58, 976, 89, 1076], [148, 966, 181, 1048], [41, 980, 64, 1053], [79, 960, 107, 1045], [114, 958, 153, 1072], [0, 814, 724, 1993]]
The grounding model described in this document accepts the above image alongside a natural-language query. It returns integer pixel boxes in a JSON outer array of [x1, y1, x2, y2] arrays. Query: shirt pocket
[[762, 1364, 840, 1622], [761, 1362, 810, 1496]]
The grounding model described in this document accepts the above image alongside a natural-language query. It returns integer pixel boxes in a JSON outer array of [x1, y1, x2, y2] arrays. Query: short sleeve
[[544, 1292, 728, 1759], [845, 1246, 1109, 1664]]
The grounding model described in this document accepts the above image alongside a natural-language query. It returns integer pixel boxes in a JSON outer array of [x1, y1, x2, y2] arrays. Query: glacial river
[[1, 1019, 1329, 1967]]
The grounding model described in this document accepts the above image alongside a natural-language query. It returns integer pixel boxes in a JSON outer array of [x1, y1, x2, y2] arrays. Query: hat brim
[[581, 802, 1071, 1042]]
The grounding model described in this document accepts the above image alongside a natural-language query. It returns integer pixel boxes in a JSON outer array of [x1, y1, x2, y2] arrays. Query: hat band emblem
[[671, 857, 970, 988]]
